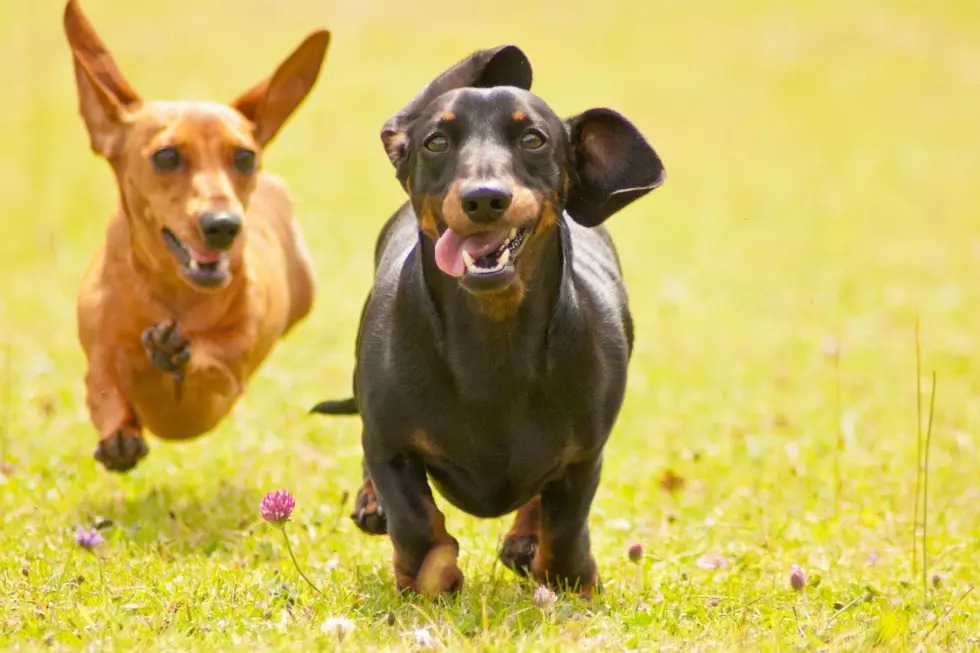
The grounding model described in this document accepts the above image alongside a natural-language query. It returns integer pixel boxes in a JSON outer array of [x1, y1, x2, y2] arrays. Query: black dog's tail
[[309, 397, 359, 415]]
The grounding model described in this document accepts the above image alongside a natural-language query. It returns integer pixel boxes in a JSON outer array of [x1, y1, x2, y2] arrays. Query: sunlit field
[[2, 0, 980, 649]]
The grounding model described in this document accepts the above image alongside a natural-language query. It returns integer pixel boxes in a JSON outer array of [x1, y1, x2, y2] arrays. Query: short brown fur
[[392, 498, 463, 597], [409, 428, 443, 458], [417, 196, 441, 241], [66, 0, 330, 471], [438, 182, 544, 321]]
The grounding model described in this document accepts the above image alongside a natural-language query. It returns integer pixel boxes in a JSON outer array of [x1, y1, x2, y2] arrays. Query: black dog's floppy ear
[[381, 45, 533, 185], [565, 108, 666, 227]]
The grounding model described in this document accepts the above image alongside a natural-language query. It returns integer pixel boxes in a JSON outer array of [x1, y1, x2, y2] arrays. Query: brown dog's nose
[[460, 183, 512, 223], [199, 211, 242, 250]]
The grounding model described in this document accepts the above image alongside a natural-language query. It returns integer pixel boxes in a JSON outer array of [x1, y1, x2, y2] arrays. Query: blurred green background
[[2, 0, 980, 647]]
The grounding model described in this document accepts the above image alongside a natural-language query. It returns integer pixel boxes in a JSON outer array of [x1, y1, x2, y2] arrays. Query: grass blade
[[833, 339, 843, 515], [1, 344, 10, 464], [922, 585, 973, 642], [912, 319, 922, 580], [922, 371, 936, 594]]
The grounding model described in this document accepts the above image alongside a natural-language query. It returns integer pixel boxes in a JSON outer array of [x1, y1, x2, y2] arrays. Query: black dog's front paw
[[499, 534, 538, 575], [351, 479, 387, 535], [141, 321, 190, 377]]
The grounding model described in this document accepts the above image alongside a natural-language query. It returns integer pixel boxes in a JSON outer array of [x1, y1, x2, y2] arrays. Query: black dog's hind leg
[[500, 496, 541, 575], [351, 459, 388, 534]]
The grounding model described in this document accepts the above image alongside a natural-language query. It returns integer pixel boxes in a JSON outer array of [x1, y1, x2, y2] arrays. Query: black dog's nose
[[199, 211, 242, 250], [460, 183, 512, 223]]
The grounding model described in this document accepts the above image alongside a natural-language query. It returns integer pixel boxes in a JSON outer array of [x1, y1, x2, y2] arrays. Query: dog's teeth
[[509, 228, 517, 239], [462, 250, 476, 270], [188, 259, 199, 271], [218, 258, 229, 274], [498, 248, 511, 266]]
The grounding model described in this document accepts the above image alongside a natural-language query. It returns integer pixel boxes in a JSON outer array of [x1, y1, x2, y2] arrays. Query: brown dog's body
[[77, 174, 311, 440], [66, 0, 329, 471]]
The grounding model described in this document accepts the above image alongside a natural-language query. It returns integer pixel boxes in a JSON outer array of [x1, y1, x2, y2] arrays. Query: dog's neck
[[417, 220, 569, 384]]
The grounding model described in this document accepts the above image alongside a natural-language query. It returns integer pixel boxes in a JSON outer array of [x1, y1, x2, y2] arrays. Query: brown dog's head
[[64, 0, 329, 291], [380, 46, 666, 307]]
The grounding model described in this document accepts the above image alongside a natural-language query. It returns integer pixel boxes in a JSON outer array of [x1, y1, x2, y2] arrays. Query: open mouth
[[434, 226, 532, 282], [462, 227, 530, 276], [161, 227, 230, 289]]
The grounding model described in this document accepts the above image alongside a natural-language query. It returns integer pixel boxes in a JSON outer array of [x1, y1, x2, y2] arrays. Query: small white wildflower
[[533, 585, 556, 608], [821, 335, 841, 360], [321, 616, 355, 641], [413, 627, 436, 649], [695, 554, 729, 570]]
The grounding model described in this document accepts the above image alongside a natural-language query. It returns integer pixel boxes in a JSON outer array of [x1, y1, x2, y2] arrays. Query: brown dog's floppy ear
[[564, 108, 666, 227], [232, 30, 331, 147], [381, 45, 533, 185], [63, 0, 141, 158]]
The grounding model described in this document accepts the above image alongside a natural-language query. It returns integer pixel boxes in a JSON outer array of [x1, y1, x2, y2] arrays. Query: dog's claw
[[94, 428, 148, 472], [350, 481, 388, 535], [142, 321, 191, 376]]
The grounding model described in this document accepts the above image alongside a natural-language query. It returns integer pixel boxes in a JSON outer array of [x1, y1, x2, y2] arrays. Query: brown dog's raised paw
[[499, 533, 538, 575], [141, 321, 190, 377], [94, 427, 148, 472], [351, 479, 387, 535]]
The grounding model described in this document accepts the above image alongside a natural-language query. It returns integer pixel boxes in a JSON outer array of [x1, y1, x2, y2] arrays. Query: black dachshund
[[313, 45, 665, 597]]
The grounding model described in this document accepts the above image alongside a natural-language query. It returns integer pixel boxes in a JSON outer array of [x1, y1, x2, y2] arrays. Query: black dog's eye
[[233, 148, 257, 174], [521, 129, 546, 150], [424, 134, 448, 153], [150, 147, 182, 172]]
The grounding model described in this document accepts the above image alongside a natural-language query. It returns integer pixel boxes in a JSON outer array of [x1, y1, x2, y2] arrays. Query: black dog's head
[[381, 46, 665, 303]]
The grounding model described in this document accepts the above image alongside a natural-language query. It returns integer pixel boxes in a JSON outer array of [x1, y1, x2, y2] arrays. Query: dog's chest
[[410, 411, 588, 516]]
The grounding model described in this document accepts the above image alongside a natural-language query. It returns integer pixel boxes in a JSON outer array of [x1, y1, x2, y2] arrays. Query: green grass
[[2, 0, 980, 649]]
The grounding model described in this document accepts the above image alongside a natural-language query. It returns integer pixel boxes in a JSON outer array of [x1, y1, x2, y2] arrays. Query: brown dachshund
[[65, 0, 329, 472]]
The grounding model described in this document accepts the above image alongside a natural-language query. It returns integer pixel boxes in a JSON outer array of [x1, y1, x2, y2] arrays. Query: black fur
[[309, 397, 357, 415], [314, 45, 665, 594]]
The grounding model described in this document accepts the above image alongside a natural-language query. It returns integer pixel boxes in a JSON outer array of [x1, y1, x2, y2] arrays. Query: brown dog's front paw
[[351, 479, 387, 535], [141, 321, 190, 377], [500, 533, 538, 575], [94, 427, 148, 472], [396, 544, 464, 598]]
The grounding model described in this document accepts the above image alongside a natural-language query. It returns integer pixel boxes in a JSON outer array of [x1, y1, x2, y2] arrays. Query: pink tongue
[[188, 247, 223, 264], [434, 230, 510, 277]]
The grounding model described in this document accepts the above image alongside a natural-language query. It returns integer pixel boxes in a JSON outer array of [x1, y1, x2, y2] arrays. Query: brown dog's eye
[[150, 147, 182, 172], [233, 148, 257, 174], [424, 134, 448, 153], [521, 130, 546, 150]]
